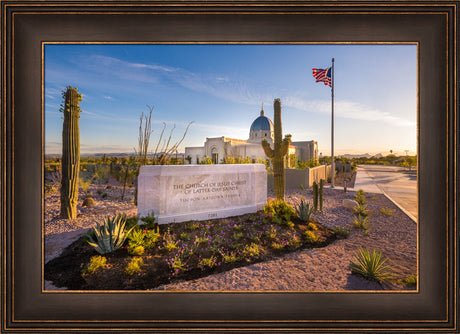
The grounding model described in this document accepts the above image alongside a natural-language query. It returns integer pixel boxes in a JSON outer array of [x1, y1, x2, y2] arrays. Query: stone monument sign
[[137, 164, 267, 224]]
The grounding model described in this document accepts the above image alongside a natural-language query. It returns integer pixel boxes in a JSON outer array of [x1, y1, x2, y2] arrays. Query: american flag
[[312, 67, 332, 87]]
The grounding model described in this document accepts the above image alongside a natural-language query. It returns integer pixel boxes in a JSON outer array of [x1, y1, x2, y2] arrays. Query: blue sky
[[44, 44, 417, 156]]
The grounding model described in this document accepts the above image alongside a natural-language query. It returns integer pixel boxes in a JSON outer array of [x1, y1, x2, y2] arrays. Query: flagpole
[[331, 58, 335, 188]]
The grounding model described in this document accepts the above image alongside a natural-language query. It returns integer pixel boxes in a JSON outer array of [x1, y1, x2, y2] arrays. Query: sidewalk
[[350, 166, 417, 223], [349, 167, 383, 194]]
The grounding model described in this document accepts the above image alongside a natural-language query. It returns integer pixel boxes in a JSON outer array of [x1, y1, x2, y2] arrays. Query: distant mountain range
[[339, 153, 382, 159], [45, 152, 185, 159]]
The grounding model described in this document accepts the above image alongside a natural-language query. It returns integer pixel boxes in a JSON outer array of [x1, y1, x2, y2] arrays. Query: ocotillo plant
[[60, 86, 82, 219], [262, 99, 291, 201]]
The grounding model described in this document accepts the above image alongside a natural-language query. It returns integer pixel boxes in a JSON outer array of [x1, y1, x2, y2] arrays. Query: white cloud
[[284, 96, 415, 127], [59, 55, 416, 129]]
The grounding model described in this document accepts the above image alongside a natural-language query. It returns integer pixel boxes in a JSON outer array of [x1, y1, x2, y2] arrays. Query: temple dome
[[250, 109, 274, 132]]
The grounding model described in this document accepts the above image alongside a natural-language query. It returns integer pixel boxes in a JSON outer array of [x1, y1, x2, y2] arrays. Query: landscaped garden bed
[[45, 203, 337, 290]]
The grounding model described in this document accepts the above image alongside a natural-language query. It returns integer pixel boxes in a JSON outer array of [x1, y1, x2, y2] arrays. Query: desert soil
[[44, 177, 417, 292]]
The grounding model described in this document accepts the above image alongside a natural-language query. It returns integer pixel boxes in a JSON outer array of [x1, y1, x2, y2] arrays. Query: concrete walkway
[[351, 165, 418, 222]]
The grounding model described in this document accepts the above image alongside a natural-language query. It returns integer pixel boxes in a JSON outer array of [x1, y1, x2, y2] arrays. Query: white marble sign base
[[137, 164, 267, 224]]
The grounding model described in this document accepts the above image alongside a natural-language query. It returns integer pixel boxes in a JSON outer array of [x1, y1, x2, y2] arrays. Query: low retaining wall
[[138, 164, 267, 224], [268, 165, 331, 190]]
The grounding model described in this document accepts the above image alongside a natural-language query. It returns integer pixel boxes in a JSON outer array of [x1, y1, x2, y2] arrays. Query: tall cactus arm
[[280, 134, 292, 156], [261, 138, 275, 158]]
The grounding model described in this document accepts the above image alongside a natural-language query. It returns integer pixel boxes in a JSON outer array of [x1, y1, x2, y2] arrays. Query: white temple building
[[185, 105, 318, 165]]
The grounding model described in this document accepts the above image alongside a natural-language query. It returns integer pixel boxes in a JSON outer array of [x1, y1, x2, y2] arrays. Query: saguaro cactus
[[262, 99, 291, 201], [60, 86, 82, 219]]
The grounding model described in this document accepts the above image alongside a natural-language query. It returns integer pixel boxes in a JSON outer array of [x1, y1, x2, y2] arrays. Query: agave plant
[[295, 198, 313, 222], [85, 214, 134, 254], [350, 248, 393, 283]]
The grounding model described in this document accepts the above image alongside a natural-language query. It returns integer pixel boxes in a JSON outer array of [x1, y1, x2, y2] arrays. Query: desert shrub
[[187, 222, 200, 231], [199, 156, 213, 164], [288, 235, 301, 247], [81, 255, 107, 276], [353, 203, 370, 217], [125, 216, 139, 230], [166, 255, 187, 275], [85, 214, 134, 254], [124, 257, 143, 276], [398, 274, 417, 287], [265, 225, 278, 239], [352, 215, 370, 233], [93, 165, 110, 184], [199, 256, 218, 269], [304, 230, 319, 243], [350, 248, 393, 283], [295, 198, 313, 222], [127, 228, 146, 248], [271, 242, 284, 250], [140, 212, 157, 229], [162, 228, 178, 252], [263, 199, 295, 227], [307, 222, 318, 231], [129, 245, 145, 256], [79, 177, 92, 193], [222, 251, 240, 263], [242, 243, 260, 257], [354, 189, 367, 205], [379, 207, 396, 216], [333, 226, 350, 238]]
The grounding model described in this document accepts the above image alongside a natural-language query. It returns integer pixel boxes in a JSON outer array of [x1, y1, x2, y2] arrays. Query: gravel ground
[[44, 184, 417, 291]]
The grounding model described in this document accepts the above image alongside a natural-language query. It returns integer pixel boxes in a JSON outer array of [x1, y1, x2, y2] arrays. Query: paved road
[[354, 165, 418, 221]]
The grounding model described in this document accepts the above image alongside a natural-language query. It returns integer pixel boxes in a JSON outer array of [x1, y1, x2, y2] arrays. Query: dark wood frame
[[2, 0, 458, 332]]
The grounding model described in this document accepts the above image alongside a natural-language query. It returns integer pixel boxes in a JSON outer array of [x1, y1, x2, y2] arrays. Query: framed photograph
[[2, 0, 458, 332]]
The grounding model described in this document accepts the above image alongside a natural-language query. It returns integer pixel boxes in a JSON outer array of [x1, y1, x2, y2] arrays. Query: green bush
[[125, 216, 140, 230], [352, 215, 370, 233], [333, 226, 350, 238], [353, 203, 370, 217], [85, 214, 134, 254], [199, 256, 218, 269], [379, 207, 396, 216], [129, 245, 145, 256], [242, 243, 260, 257], [125, 257, 143, 276], [307, 222, 318, 231], [350, 248, 393, 283], [93, 165, 110, 184], [354, 189, 367, 205], [263, 199, 296, 227], [81, 255, 107, 276], [399, 274, 417, 287], [140, 212, 157, 229], [304, 230, 319, 243]]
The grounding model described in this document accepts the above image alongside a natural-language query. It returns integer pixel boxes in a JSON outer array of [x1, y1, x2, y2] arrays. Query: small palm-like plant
[[352, 214, 370, 232], [354, 189, 367, 205], [353, 203, 370, 217], [85, 214, 134, 254], [350, 248, 393, 283], [295, 198, 313, 222]]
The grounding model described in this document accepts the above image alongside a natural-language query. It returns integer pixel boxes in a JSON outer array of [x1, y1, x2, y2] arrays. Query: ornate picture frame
[[2, 1, 458, 332]]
